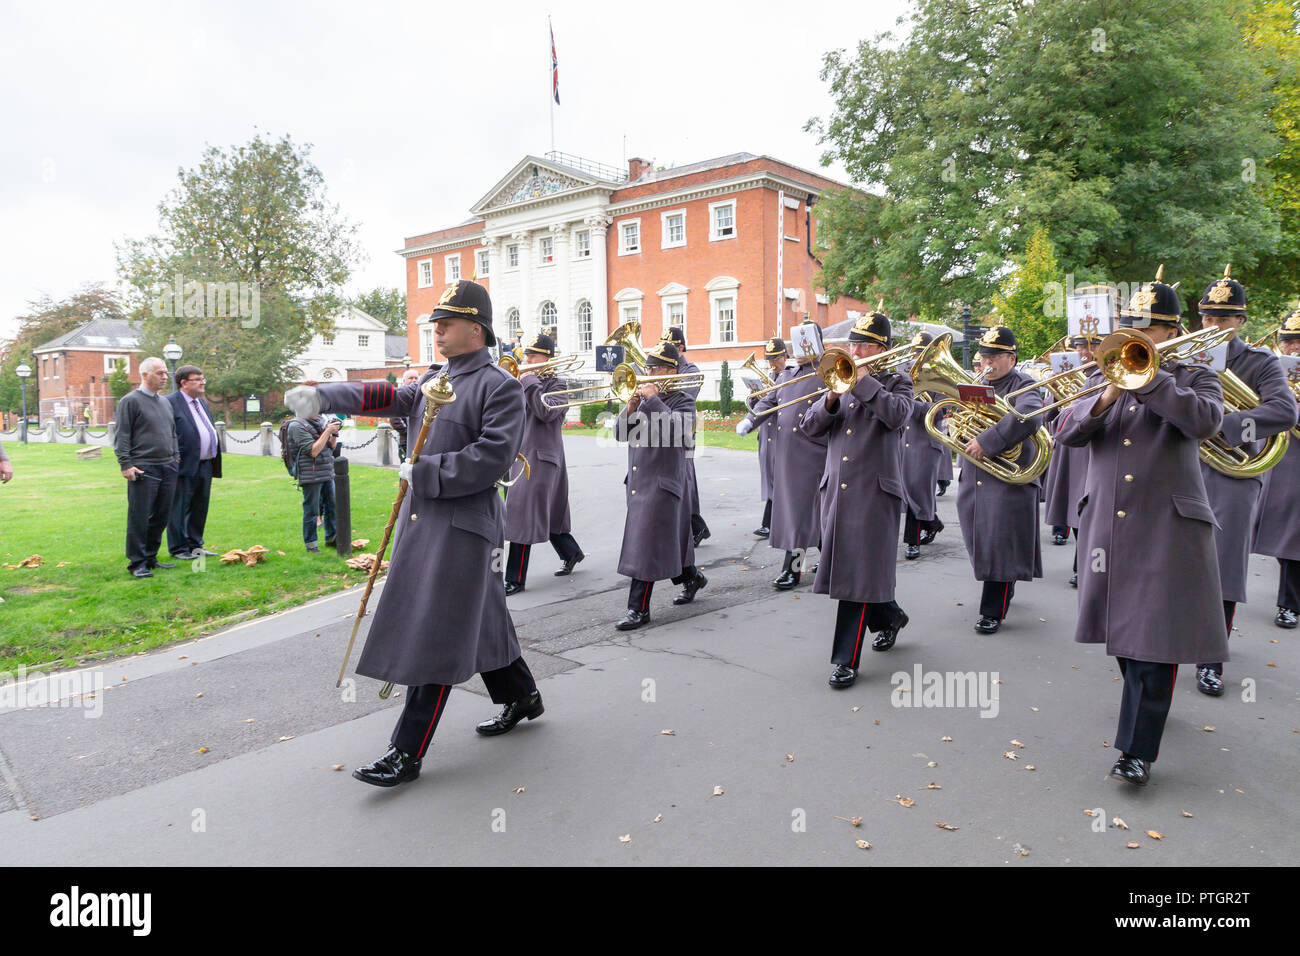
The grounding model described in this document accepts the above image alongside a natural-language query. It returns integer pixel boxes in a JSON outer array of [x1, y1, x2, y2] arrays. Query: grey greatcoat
[[1043, 413, 1090, 529], [1057, 364, 1229, 664], [802, 371, 914, 602], [767, 361, 828, 551], [614, 390, 696, 581], [956, 368, 1047, 582], [1254, 437, 1300, 560], [1200, 336, 1298, 603], [743, 366, 797, 501], [901, 397, 947, 521], [315, 349, 525, 686], [678, 358, 704, 517], [504, 373, 573, 544]]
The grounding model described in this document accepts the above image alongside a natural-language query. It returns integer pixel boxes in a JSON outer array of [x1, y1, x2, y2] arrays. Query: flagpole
[[548, 16, 555, 154]]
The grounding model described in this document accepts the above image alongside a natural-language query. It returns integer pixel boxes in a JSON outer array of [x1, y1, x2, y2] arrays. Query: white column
[[586, 215, 610, 337], [551, 222, 571, 353], [482, 236, 499, 286], [512, 230, 533, 338]]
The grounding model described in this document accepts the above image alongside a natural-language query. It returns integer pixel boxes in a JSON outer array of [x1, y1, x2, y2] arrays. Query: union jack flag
[[550, 23, 560, 105]]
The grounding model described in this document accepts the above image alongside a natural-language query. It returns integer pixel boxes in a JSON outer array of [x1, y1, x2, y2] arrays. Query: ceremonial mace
[[336, 374, 456, 694]]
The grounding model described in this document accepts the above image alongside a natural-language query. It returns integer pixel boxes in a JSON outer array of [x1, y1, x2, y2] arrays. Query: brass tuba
[[1200, 366, 1290, 477], [603, 320, 650, 371], [910, 333, 1053, 485]]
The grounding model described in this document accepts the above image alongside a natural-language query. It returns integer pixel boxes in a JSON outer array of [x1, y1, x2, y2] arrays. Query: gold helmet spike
[[876, 297, 885, 313], [1154, 263, 1165, 283], [1170, 281, 1181, 291]]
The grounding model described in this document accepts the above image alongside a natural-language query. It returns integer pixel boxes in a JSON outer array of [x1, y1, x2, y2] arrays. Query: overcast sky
[[0, 0, 911, 341]]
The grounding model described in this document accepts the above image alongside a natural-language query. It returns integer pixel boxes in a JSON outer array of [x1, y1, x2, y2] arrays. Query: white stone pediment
[[657, 282, 689, 296], [472, 157, 602, 214]]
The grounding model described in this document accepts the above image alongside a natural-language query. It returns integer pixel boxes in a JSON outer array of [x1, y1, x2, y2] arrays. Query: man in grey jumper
[[0, 440, 12, 484], [114, 357, 180, 578]]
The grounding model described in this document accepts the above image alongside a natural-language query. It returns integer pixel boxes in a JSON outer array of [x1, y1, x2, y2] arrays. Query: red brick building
[[399, 151, 870, 396], [32, 319, 142, 425]]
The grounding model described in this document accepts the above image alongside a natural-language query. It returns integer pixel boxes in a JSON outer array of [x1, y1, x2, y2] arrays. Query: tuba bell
[[910, 333, 1053, 485], [1200, 366, 1290, 477], [603, 320, 650, 371]]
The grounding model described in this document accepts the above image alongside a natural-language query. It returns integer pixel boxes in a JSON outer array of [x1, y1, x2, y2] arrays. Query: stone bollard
[[106, 421, 116, 444], [74, 422, 88, 444], [333, 457, 353, 558], [260, 421, 274, 456], [376, 421, 394, 467], [44, 421, 57, 443], [215, 421, 228, 453]]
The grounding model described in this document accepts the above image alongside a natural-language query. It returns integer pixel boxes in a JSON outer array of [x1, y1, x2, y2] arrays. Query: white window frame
[[709, 199, 737, 242], [104, 354, 129, 374], [706, 276, 741, 345], [358, 334, 369, 348], [322, 333, 335, 346], [660, 209, 686, 249], [618, 218, 641, 256], [574, 229, 591, 258], [575, 299, 594, 353], [539, 236, 554, 266], [507, 307, 522, 338], [662, 296, 686, 333], [421, 327, 436, 364], [445, 253, 461, 282], [417, 259, 433, 288], [614, 288, 644, 330], [476, 249, 490, 277], [506, 244, 520, 269]]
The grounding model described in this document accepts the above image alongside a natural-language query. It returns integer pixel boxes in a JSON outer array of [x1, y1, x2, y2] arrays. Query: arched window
[[507, 307, 522, 339], [575, 300, 593, 353], [539, 300, 558, 340]]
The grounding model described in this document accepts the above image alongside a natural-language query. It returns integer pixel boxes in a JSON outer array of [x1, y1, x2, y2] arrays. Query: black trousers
[[1051, 524, 1069, 537], [832, 600, 905, 667], [167, 458, 214, 556], [1277, 558, 1300, 611], [1198, 600, 1235, 675], [980, 581, 1016, 619], [391, 656, 537, 759], [126, 462, 178, 571], [628, 565, 700, 610], [691, 513, 710, 537], [1115, 657, 1177, 762], [505, 534, 583, 586], [902, 508, 942, 545], [760, 499, 772, 528]]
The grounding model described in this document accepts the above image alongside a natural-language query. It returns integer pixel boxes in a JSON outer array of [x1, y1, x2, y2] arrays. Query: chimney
[[628, 156, 652, 181]]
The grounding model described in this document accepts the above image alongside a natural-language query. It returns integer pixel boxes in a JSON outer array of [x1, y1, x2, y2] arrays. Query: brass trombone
[[543, 362, 705, 409], [498, 347, 585, 379], [750, 341, 920, 420]]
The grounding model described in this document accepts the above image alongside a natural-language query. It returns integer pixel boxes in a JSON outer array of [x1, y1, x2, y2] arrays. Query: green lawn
[[563, 425, 760, 452], [0, 443, 405, 671]]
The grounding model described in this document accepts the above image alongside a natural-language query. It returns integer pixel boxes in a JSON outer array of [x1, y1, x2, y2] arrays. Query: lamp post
[[959, 306, 976, 371], [163, 336, 183, 384], [15, 363, 31, 443]]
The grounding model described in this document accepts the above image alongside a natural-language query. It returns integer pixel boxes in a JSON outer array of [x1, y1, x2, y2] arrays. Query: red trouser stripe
[[640, 582, 652, 612], [517, 544, 528, 581], [1000, 583, 1010, 618], [850, 603, 868, 666], [417, 685, 448, 757]]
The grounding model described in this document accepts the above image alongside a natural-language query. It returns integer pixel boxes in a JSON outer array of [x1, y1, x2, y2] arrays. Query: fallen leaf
[[1010, 739, 1025, 748], [1024, 764, 1036, 771], [619, 835, 631, 844], [198, 747, 210, 754], [923, 782, 942, 790], [936, 822, 959, 831], [1113, 817, 1129, 830], [351, 538, 371, 550], [855, 839, 872, 850], [894, 795, 915, 808], [1003, 750, 1020, 760], [1031, 707, 1039, 712], [927, 761, 938, 768], [873, 719, 879, 725], [1203, 726, 1216, 732], [1013, 842, 1030, 856], [852, 706, 861, 712], [1084, 809, 1097, 817], [331, 764, 344, 771], [512, 786, 525, 794], [1146, 830, 1164, 840], [659, 729, 675, 736], [276, 550, 286, 556], [786, 754, 794, 762], [1126, 841, 1140, 849], [942, 736, 953, 743], [652, 814, 662, 824], [1181, 811, 1194, 818], [195, 693, 203, 698], [833, 815, 863, 827], [277, 735, 294, 742], [712, 786, 724, 796]]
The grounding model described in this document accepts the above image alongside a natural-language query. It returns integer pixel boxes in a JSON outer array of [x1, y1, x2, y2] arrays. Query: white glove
[[735, 418, 755, 436], [285, 385, 321, 419], [398, 462, 413, 486]]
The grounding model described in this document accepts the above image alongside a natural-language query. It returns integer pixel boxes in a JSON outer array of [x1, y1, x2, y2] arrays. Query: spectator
[[0, 440, 12, 484], [166, 364, 222, 560], [288, 412, 340, 552], [392, 367, 421, 459], [113, 357, 179, 578]]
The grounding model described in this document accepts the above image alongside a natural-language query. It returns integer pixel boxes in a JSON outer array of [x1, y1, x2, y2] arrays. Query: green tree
[[108, 358, 132, 403], [351, 287, 407, 334], [117, 133, 362, 412], [991, 227, 1066, 360], [718, 361, 733, 416], [808, 0, 1283, 320]]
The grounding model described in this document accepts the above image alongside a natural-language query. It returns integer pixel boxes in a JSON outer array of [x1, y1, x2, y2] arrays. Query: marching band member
[[1056, 270, 1226, 786], [613, 340, 707, 630], [958, 326, 1045, 632], [1253, 309, 1300, 629], [285, 279, 543, 789], [767, 320, 829, 589], [801, 311, 913, 687], [901, 331, 946, 560], [737, 337, 791, 537], [502, 333, 585, 595], [1194, 267, 1297, 696], [1042, 332, 1101, 586], [661, 326, 711, 547]]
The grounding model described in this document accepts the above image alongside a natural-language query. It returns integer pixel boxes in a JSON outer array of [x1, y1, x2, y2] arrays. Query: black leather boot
[[475, 691, 544, 736], [1196, 666, 1224, 697], [1275, 607, 1298, 628], [1109, 753, 1150, 786], [673, 572, 708, 605], [828, 664, 856, 688], [873, 611, 909, 651], [352, 746, 422, 788], [615, 609, 650, 630]]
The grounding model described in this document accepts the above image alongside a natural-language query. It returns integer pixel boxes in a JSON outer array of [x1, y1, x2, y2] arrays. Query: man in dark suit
[[167, 365, 222, 560]]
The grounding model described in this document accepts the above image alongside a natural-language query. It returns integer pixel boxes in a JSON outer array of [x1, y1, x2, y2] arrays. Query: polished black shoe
[[905, 544, 921, 560], [1196, 666, 1224, 697], [828, 664, 856, 688], [693, 527, 712, 547], [974, 616, 1002, 634], [172, 551, 198, 561], [130, 566, 153, 578], [753, 526, 770, 538], [352, 746, 422, 788], [1109, 753, 1150, 787], [1069, 573, 1078, 588], [673, 572, 708, 605], [615, 609, 650, 630], [1052, 532, 1068, 546], [773, 570, 800, 590], [476, 691, 544, 736], [919, 520, 944, 545], [504, 581, 525, 596], [149, 561, 176, 570], [554, 553, 585, 576], [936, 481, 949, 497], [324, 537, 337, 548], [873, 612, 909, 651], [1275, 607, 1298, 629]]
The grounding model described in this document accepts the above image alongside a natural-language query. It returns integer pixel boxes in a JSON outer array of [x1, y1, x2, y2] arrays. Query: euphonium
[[910, 333, 1053, 485], [603, 320, 650, 370], [1200, 366, 1290, 477]]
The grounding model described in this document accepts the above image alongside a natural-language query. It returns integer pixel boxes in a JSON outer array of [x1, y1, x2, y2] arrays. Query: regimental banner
[[1049, 351, 1085, 375], [1276, 352, 1300, 388], [788, 322, 824, 364], [1183, 341, 1229, 372], [1067, 286, 1115, 341], [596, 344, 625, 372]]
